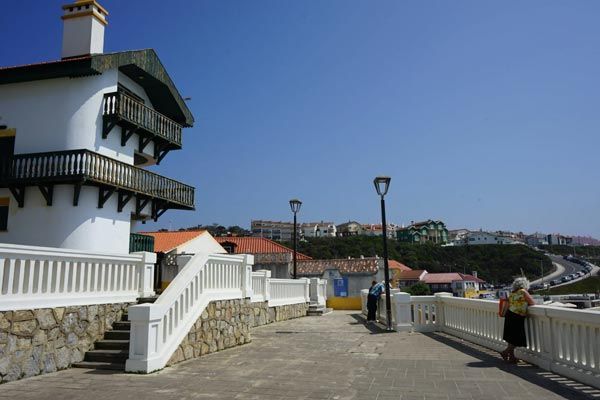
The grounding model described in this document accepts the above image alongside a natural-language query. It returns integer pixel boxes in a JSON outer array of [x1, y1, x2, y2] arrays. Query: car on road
[[561, 276, 571, 282], [550, 279, 561, 286]]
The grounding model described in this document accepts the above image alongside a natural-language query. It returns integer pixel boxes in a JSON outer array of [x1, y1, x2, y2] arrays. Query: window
[[0, 197, 8, 231]]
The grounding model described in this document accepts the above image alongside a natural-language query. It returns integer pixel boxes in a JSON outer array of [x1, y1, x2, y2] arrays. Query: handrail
[[103, 92, 183, 146], [269, 278, 310, 307], [0, 149, 194, 209], [0, 243, 156, 311], [126, 253, 253, 373], [130, 233, 155, 253]]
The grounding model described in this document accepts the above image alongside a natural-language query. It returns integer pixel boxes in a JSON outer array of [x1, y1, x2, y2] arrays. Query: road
[[536, 255, 599, 289]]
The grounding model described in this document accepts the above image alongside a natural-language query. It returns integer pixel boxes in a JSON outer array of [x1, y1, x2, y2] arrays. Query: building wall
[[0, 185, 147, 254], [0, 70, 168, 253], [0, 303, 130, 383]]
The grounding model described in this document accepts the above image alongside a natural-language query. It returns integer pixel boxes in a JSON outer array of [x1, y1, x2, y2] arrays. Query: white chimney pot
[[61, 0, 108, 59]]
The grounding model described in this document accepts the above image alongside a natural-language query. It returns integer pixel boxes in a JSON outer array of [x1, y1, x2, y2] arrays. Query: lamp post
[[373, 176, 393, 331], [289, 199, 302, 279]]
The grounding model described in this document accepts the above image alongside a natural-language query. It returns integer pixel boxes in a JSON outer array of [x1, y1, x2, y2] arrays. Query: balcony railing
[[130, 233, 155, 253], [103, 91, 183, 149], [0, 149, 194, 210]]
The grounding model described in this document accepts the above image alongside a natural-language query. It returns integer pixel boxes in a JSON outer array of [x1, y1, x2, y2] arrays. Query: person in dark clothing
[[366, 280, 384, 323]]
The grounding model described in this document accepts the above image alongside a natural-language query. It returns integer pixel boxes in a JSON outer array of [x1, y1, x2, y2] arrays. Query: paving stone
[[0, 311, 596, 399]]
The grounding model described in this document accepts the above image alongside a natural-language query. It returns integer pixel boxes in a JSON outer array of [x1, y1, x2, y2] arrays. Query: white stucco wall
[[62, 14, 105, 58], [0, 186, 135, 254], [0, 70, 166, 253]]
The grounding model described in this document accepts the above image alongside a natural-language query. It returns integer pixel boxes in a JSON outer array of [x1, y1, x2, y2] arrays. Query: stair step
[[112, 321, 131, 330], [95, 339, 130, 350], [104, 330, 131, 340], [85, 349, 129, 363], [307, 307, 333, 316], [137, 296, 158, 304], [72, 361, 125, 371]]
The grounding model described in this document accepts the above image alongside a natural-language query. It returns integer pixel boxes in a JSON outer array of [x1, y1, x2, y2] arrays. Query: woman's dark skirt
[[503, 310, 527, 347]]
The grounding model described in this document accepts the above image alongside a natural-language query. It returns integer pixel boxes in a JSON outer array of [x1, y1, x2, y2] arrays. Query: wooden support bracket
[[151, 200, 168, 222], [38, 185, 54, 206], [139, 136, 153, 153], [102, 119, 117, 139], [73, 183, 82, 206], [136, 196, 150, 217], [121, 126, 137, 147], [117, 191, 133, 212], [8, 186, 25, 208], [98, 186, 116, 208]]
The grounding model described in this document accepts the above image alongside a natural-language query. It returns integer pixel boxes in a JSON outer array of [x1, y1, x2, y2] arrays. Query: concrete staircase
[[73, 297, 157, 370], [307, 302, 332, 316]]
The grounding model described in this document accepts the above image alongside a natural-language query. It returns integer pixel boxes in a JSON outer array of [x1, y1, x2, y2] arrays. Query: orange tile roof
[[388, 260, 412, 271], [142, 230, 207, 253], [421, 272, 486, 284], [297, 258, 410, 276], [215, 237, 312, 260], [396, 270, 428, 280]]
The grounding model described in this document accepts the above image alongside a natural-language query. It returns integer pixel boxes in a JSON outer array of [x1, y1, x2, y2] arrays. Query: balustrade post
[[125, 304, 162, 373], [303, 278, 310, 303], [434, 292, 453, 333], [392, 291, 412, 332], [263, 271, 271, 301], [241, 255, 254, 299], [361, 289, 369, 316], [536, 308, 554, 370], [134, 251, 157, 298]]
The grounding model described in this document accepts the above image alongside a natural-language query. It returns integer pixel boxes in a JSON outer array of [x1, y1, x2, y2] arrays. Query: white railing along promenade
[[361, 290, 600, 389], [0, 243, 155, 311], [268, 278, 310, 307]]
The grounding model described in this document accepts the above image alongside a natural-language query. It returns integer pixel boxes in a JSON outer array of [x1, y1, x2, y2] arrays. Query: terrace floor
[[1, 311, 598, 400]]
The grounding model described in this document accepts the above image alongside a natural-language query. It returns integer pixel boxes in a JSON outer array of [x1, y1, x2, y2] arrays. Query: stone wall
[[0, 303, 130, 383], [168, 299, 252, 366], [167, 299, 309, 366], [249, 301, 309, 327]]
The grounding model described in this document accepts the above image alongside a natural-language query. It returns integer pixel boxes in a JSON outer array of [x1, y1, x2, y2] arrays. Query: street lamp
[[373, 176, 393, 331], [289, 199, 302, 279]]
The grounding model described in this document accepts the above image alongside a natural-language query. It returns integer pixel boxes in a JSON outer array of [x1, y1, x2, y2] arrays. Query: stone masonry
[[0, 303, 130, 383], [167, 299, 309, 366]]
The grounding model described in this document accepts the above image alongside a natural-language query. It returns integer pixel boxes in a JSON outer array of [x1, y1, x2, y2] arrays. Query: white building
[[0, 1, 194, 254], [301, 222, 337, 238], [464, 231, 521, 245]]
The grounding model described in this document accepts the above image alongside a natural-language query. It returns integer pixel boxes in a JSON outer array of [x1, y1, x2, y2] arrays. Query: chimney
[[472, 271, 478, 279], [61, 1, 108, 59]]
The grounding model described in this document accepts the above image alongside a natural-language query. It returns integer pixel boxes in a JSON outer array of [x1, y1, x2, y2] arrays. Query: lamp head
[[289, 198, 302, 214], [373, 176, 391, 196]]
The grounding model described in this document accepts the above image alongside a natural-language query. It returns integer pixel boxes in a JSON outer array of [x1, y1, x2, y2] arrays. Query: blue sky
[[2, 1, 600, 237]]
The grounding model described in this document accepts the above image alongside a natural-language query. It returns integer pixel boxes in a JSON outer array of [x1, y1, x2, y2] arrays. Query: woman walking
[[500, 277, 535, 363]]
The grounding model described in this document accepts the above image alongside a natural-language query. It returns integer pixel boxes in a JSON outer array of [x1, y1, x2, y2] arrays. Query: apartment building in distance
[[251, 220, 336, 241]]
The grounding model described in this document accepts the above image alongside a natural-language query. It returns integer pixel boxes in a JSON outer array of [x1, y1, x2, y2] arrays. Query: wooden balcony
[[0, 149, 194, 219], [103, 92, 183, 163]]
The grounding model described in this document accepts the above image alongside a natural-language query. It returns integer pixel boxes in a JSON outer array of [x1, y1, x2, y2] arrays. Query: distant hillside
[[283, 237, 551, 285]]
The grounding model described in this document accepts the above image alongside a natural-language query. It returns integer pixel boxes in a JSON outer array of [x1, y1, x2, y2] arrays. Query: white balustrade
[[251, 270, 270, 303], [360, 292, 600, 388], [0, 243, 155, 311], [268, 278, 310, 307]]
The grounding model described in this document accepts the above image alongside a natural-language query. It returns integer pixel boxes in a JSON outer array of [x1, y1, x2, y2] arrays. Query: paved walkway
[[1, 311, 598, 400]]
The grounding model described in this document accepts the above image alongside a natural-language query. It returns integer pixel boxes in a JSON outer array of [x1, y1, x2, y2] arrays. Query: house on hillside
[[336, 221, 364, 237], [397, 270, 485, 298], [142, 230, 226, 290], [397, 220, 448, 244], [215, 236, 311, 278], [0, 0, 195, 254], [463, 231, 521, 245], [297, 257, 411, 309]]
